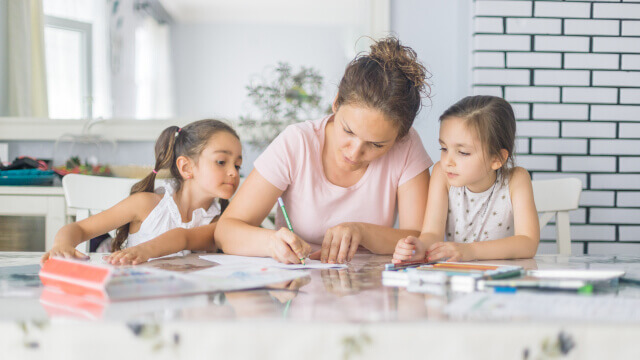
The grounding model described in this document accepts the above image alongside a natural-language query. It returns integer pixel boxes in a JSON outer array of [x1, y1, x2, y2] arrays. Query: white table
[[0, 186, 66, 250]]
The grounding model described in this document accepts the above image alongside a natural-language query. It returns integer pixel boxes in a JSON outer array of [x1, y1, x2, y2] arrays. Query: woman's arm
[[465, 167, 540, 260], [215, 170, 311, 263], [41, 193, 158, 263], [106, 222, 218, 265], [320, 169, 431, 263], [357, 169, 431, 254]]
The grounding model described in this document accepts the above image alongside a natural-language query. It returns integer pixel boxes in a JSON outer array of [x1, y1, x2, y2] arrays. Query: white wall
[[391, 0, 472, 163], [0, 0, 8, 116], [170, 22, 353, 120]]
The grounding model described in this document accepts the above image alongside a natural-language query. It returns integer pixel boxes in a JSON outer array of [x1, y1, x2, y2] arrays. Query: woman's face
[[331, 103, 399, 172]]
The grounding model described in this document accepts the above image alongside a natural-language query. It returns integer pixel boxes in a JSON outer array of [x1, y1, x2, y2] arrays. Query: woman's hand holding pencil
[[268, 228, 312, 264]]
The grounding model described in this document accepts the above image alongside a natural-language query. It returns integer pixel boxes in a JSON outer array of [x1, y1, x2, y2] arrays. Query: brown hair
[[111, 119, 239, 252], [439, 96, 516, 176], [335, 36, 431, 139]]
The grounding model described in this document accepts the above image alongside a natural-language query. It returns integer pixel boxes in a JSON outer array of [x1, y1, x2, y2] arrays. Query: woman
[[216, 36, 433, 264]]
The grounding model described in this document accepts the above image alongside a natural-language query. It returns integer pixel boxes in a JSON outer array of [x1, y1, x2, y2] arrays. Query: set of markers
[[383, 261, 523, 293]]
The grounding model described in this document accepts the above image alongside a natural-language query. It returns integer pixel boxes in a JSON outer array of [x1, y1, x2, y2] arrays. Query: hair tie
[[175, 127, 181, 137], [152, 169, 158, 174]]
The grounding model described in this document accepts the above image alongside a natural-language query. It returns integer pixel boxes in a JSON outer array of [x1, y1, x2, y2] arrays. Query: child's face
[[439, 116, 501, 193], [192, 131, 242, 199], [330, 103, 398, 172]]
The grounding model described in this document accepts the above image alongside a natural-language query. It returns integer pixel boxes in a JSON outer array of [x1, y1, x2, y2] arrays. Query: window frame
[[43, 15, 93, 119]]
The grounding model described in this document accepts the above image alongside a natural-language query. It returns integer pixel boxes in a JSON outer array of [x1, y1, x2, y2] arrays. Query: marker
[[493, 286, 517, 294], [277, 197, 305, 265]]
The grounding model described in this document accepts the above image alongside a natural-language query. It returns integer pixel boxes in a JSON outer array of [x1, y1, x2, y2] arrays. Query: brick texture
[[473, 0, 640, 255]]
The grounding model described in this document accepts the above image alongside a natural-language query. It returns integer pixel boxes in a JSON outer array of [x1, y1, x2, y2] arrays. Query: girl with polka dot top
[[393, 96, 540, 263]]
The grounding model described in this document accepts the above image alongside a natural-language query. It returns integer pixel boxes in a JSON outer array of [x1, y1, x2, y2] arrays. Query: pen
[[277, 197, 305, 265]]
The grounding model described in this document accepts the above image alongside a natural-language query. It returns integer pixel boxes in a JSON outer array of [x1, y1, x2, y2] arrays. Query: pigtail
[[111, 126, 181, 252]]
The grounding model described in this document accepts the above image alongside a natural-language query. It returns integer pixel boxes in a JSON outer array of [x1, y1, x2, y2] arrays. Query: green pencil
[[277, 197, 305, 265]]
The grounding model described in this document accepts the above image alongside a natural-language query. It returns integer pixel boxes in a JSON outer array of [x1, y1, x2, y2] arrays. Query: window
[[44, 16, 92, 119]]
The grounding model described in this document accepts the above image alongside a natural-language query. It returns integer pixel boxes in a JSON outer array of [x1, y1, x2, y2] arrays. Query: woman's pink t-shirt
[[254, 115, 433, 245]]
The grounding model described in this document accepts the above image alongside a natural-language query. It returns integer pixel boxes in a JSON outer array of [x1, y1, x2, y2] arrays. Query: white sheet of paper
[[199, 254, 348, 270]]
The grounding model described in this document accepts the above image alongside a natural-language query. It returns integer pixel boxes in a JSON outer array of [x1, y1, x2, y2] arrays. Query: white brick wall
[[622, 54, 640, 70], [561, 156, 617, 172], [591, 174, 640, 189], [475, 1, 532, 17], [591, 139, 640, 155], [474, 69, 530, 85], [622, 20, 640, 36], [535, 36, 590, 52], [475, 35, 531, 51], [620, 89, 640, 104], [564, 53, 619, 70], [507, 52, 561, 68], [475, 17, 504, 33], [591, 105, 640, 121], [593, 71, 640, 87], [620, 226, 640, 241], [593, 3, 640, 20], [505, 87, 560, 102], [534, 70, 590, 86], [617, 192, 640, 207], [562, 122, 617, 138], [531, 138, 587, 154], [474, 52, 505, 67], [565, 19, 620, 36], [562, 87, 618, 104], [535, 2, 591, 18], [619, 123, 640, 138], [619, 157, 640, 172], [593, 37, 640, 53], [533, 104, 589, 120], [507, 18, 561, 34], [579, 190, 615, 206], [516, 120, 559, 137], [473, 0, 640, 255], [516, 154, 558, 171]]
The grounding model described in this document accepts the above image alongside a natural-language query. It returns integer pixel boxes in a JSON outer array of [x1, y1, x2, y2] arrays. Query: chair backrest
[[62, 174, 140, 252], [531, 177, 582, 255]]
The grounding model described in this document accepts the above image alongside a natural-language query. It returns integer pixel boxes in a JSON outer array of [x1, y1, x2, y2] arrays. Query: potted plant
[[239, 62, 328, 148]]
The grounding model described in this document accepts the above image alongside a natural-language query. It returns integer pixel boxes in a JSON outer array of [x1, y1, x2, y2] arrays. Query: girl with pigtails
[[42, 119, 243, 265]]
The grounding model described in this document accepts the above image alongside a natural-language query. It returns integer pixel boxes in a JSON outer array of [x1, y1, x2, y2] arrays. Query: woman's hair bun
[[369, 36, 429, 96]]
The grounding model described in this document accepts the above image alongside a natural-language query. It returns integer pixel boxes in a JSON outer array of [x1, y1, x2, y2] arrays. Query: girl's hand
[[41, 245, 89, 264], [105, 246, 152, 265], [269, 228, 312, 264], [427, 242, 472, 262], [392, 236, 427, 264], [320, 223, 362, 264]]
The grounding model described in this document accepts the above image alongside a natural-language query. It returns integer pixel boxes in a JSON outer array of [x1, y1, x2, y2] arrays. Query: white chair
[[531, 178, 582, 256], [62, 174, 139, 252]]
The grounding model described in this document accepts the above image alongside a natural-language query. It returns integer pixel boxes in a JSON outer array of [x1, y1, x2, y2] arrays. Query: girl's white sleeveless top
[[125, 182, 221, 256], [445, 171, 514, 243]]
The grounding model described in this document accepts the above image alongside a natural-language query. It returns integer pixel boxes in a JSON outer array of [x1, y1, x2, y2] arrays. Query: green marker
[[277, 197, 305, 265]]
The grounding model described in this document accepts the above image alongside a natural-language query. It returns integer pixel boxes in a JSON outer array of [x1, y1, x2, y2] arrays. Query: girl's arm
[[464, 167, 540, 260], [106, 222, 218, 265], [392, 163, 449, 263], [41, 193, 158, 263], [214, 170, 311, 263], [354, 169, 430, 254]]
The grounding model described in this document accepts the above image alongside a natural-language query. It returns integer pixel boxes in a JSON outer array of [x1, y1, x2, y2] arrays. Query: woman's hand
[[104, 246, 152, 265], [392, 236, 427, 264], [41, 245, 89, 264], [268, 228, 312, 264], [427, 242, 472, 262], [320, 223, 362, 264]]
